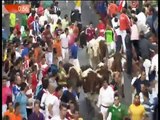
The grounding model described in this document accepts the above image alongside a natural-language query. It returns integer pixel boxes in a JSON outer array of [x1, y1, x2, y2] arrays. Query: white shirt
[[60, 33, 69, 48], [97, 86, 114, 107], [139, 92, 154, 104], [49, 23, 54, 34], [150, 54, 158, 73], [26, 87, 34, 109], [131, 24, 139, 40], [40, 90, 49, 108], [45, 93, 60, 118], [45, 52, 53, 65], [111, 17, 121, 35], [136, 22, 150, 34], [136, 12, 146, 24], [50, 14, 59, 24], [44, 9, 50, 19], [39, 15, 48, 26], [152, 82, 158, 98]]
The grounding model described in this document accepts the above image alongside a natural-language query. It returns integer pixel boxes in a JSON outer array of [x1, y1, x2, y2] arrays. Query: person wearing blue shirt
[[21, 42, 29, 58], [69, 38, 80, 68], [2, 28, 9, 50], [14, 82, 29, 119], [12, 84, 21, 99]]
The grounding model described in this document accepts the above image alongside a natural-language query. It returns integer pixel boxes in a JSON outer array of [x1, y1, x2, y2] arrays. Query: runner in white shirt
[[136, 8, 147, 24], [44, 7, 50, 20], [51, 103, 68, 120], [39, 15, 48, 26], [60, 28, 69, 63], [40, 88, 49, 116], [150, 52, 158, 77], [44, 83, 60, 120], [97, 80, 114, 120], [50, 14, 59, 25]]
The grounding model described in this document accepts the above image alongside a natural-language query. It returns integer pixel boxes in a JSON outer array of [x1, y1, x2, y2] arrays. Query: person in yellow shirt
[[75, 0, 81, 13], [75, 0, 81, 7], [9, 13, 16, 33], [128, 94, 146, 120]]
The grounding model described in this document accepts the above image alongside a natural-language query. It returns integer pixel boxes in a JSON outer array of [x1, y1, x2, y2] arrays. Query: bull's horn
[[97, 73, 103, 78], [82, 68, 93, 77], [97, 62, 104, 67]]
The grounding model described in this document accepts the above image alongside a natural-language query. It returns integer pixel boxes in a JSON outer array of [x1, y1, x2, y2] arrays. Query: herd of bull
[[58, 37, 145, 101]]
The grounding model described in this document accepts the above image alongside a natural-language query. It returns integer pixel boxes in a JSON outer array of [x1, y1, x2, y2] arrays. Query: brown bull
[[111, 52, 123, 72], [87, 38, 108, 69], [67, 67, 81, 91], [96, 64, 111, 83], [63, 63, 74, 74], [81, 65, 93, 72], [82, 71, 103, 94], [99, 40, 108, 62]]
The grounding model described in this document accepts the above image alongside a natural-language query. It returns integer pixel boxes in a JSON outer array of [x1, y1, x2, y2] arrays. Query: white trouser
[[145, 67, 150, 80], [69, 58, 80, 68], [45, 52, 53, 66], [2, 104, 7, 116], [62, 48, 69, 62], [120, 30, 127, 53], [100, 106, 109, 120], [29, 29, 33, 36]]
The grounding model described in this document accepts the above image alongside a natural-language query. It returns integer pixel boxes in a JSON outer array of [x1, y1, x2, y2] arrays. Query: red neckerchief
[[53, 92, 60, 99]]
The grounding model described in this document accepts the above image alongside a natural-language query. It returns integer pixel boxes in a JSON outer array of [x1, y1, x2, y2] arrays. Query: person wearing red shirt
[[119, 8, 131, 53], [42, 24, 53, 45], [96, 19, 106, 37], [2, 76, 12, 116], [14, 19, 21, 36], [119, 9, 130, 31], [31, 65, 38, 93], [27, 11, 36, 35], [85, 22, 96, 42]]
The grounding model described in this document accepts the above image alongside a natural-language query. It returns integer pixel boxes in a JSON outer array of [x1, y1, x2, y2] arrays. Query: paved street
[[58, 1, 132, 120], [2, 1, 132, 120]]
